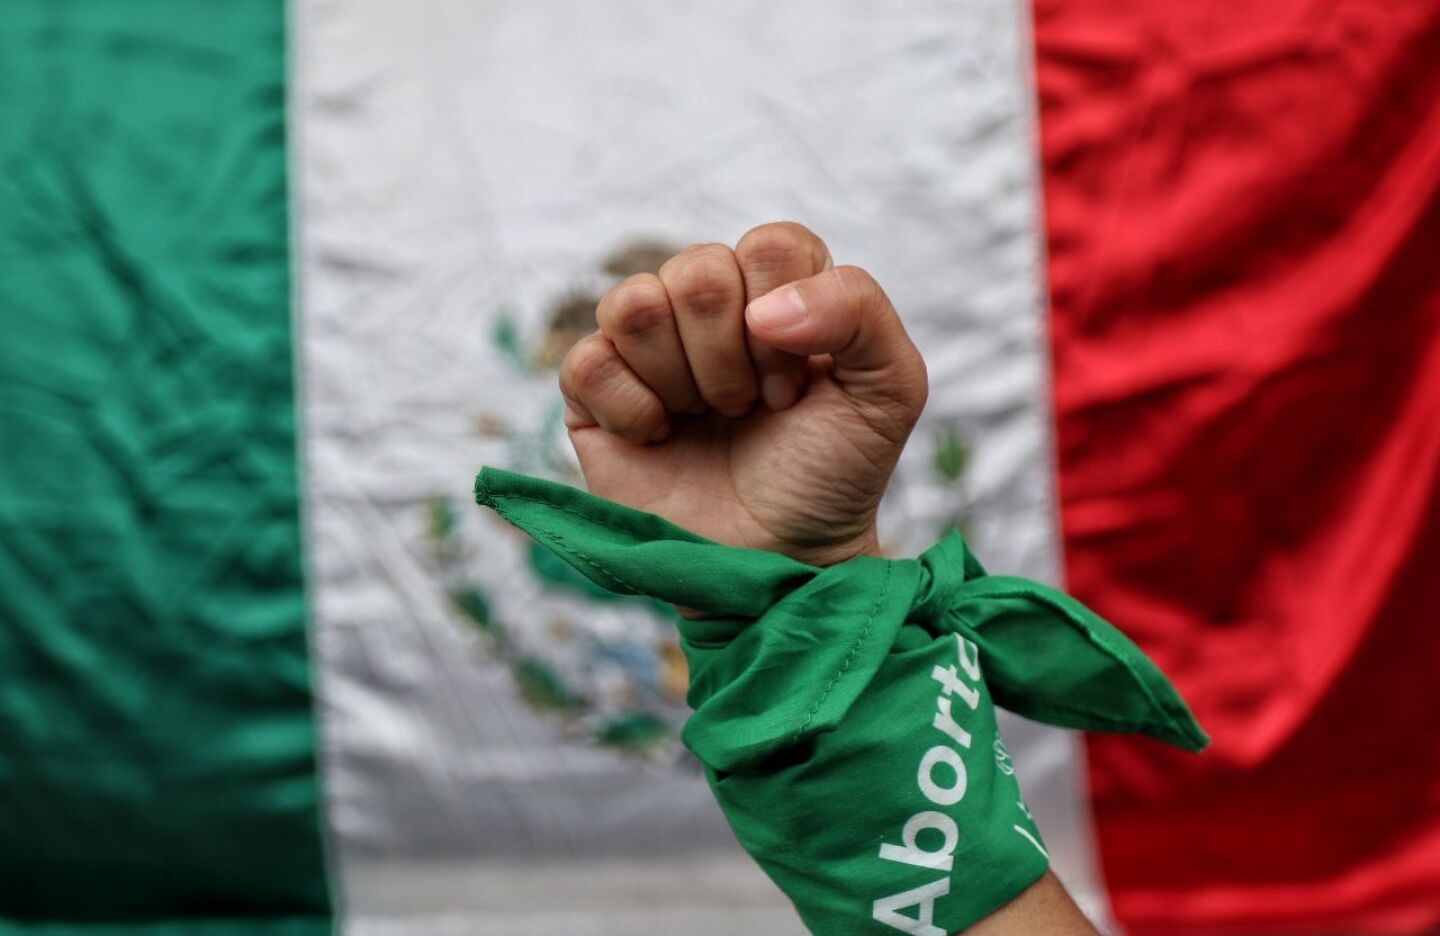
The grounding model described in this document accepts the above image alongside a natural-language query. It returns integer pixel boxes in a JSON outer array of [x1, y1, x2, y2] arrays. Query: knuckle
[[563, 338, 621, 394], [661, 244, 742, 317], [735, 221, 826, 275], [599, 275, 671, 338], [830, 264, 882, 305]]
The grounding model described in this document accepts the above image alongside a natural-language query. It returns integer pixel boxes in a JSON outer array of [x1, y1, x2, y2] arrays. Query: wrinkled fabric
[[0, 2, 330, 931], [476, 467, 1205, 932], [1035, 0, 1440, 931]]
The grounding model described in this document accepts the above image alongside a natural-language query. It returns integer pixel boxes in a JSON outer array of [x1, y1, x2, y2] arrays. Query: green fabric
[[0, 2, 330, 932], [477, 467, 1206, 934], [0, 921, 327, 936]]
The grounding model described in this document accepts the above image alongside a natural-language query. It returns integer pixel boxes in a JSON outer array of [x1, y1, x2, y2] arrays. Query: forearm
[[963, 871, 1101, 935]]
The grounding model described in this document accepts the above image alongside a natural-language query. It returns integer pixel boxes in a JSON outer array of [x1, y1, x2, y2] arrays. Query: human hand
[[559, 222, 927, 567]]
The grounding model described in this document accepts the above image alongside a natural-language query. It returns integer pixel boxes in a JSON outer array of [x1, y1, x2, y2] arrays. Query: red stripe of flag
[[1033, 0, 1440, 931]]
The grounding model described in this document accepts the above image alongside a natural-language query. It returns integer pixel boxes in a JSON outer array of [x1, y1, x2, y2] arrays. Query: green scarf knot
[[476, 465, 1207, 934]]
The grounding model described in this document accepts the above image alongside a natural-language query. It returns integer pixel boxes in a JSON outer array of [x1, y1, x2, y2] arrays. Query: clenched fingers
[[734, 221, 831, 411], [573, 227, 850, 445], [658, 244, 758, 417], [595, 273, 703, 413], [559, 333, 670, 443]]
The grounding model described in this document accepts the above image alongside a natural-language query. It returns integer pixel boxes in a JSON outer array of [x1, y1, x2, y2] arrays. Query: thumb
[[745, 265, 928, 423]]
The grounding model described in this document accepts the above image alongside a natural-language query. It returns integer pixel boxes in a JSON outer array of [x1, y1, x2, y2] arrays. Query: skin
[[970, 872, 1101, 935], [560, 221, 1100, 934]]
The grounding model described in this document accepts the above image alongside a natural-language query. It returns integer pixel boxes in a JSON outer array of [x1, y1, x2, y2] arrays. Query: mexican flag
[[2, 1, 1437, 933]]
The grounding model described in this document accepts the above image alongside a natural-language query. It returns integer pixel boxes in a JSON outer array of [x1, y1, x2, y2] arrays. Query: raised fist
[[560, 222, 927, 567]]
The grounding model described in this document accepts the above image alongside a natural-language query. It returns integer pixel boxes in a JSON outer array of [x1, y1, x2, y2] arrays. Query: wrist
[[785, 525, 883, 568]]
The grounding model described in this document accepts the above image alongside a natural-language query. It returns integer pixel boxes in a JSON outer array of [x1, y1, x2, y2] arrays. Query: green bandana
[[475, 467, 1207, 934]]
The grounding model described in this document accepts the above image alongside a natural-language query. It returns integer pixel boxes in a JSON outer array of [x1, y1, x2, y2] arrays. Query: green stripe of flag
[[0, 1, 330, 930]]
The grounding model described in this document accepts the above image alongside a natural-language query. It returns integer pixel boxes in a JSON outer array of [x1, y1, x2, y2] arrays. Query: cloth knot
[[910, 530, 988, 626]]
